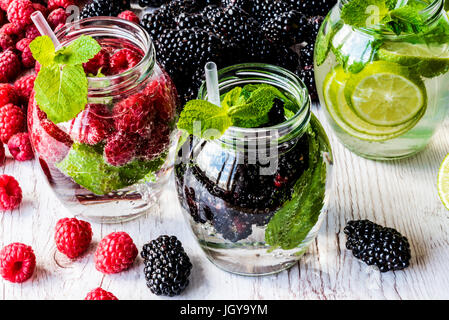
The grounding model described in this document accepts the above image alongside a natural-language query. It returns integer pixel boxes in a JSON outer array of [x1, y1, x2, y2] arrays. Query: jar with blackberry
[[28, 17, 179, 223], [175, 64, 333, 275]]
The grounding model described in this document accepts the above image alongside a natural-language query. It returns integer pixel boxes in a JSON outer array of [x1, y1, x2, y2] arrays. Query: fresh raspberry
[[7, 132, 34, 161], [138, 122, 170, 161], [0, 175, 22, 211], [0, 83, 18, 107], [25, 24, 39, 40], [104, 132, 138, 166], [16, 38, 35, 68], [0, 0, 14, 11], [0, 243, 35, 283], [68, 104, 113, 145], [112, 93, 154, 135], [0, 33, 14, 50], [47, 8, 68, 29], [0, 23, 22, 37], [85, 288, 118, 300], [109, 48, 142, 74], [0, 143, 5, 165], [118, 10, 139, 24], [144, 75, 177, 122], [32, 2, 48, 18], [94, 232, 138, 274], [0, 49, 21, 83], [47, 0, 74, 11], [7, 0, 35, 30], [83, 48, 110, 75], [0, 104, 25, 143], [14, 73, 35, 104], [55, 217, 92, 259], [27, 95, 73, 163]]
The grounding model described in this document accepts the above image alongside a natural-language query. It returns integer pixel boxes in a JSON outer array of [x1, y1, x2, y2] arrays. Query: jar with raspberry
[[28, 17, 179, 223]]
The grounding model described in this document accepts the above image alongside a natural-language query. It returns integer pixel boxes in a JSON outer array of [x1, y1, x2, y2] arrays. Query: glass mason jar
[[315, 0, 449, 160], [28, 17, 179, 223], [175, 64, 334, 275]]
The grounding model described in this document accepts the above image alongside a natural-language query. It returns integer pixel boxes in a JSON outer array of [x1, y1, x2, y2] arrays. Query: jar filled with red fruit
[[28, 17, 179, 223]]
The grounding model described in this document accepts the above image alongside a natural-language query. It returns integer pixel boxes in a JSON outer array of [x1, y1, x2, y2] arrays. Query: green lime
[[378, 42, 449, 78], [331, 66, 424, 136], [344, 61, 427, 127], [438, 153, 449, 210]]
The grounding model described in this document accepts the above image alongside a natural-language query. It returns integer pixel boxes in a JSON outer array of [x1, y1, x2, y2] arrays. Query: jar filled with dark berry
[[28, 17, 179, 223], [175, 64, 333, 275]]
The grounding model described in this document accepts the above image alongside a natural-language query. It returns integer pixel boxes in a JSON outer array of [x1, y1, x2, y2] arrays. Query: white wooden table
[[1, 106, 448, 300]]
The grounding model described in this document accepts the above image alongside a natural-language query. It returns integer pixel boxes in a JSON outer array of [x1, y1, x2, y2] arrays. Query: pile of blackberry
[[175, 129, 310, 242], [141, 235, 193, 296], [344, 220, 412, 272], [80, 0, 131, 19], [139, 0, 337, 103]]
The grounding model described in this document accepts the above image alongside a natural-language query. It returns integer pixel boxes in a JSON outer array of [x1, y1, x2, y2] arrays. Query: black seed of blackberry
[[286, 0, 337, 17], [142, 235, 192, 297], [266, 98, 286, 126], [344, 220, 411, 273], [80, 0, 130, 19], [138, 0, 169, 7], [297, 65, 317, 101], [262, 10, 303, 46]]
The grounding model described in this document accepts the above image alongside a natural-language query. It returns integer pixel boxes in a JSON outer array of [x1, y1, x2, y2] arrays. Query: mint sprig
[[31, 35, 101, 124], [177, 84, 295, 139]]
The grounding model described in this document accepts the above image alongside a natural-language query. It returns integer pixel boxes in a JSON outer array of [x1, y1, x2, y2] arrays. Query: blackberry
[[262, 10, 303, 46], [250, 0, 294, 22], [141, 235, 192, 296], [344, 220, 411, 272], [175, 13, 210, 29], [220, 0, 252, 11], [155, 28, 225, 85], [138, 0, 170, 7], [286, 0, 336, 17], [297, 65, 317, 101], [141, 9, 176, 41], [266, 98, 286, 126], [80, 0, 130, 19], [300, 44, 314, 68], [306, 15, 325, 45]]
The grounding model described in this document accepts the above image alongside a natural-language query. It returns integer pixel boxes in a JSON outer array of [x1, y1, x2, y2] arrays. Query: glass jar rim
[[198, 63, 311, 145], [55, 17, 156, 90], [340, 0, 445, 38]]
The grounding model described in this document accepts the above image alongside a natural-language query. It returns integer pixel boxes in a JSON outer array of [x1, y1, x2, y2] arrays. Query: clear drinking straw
[[31, 11, 61, 49], [204, 62, 221, 107]]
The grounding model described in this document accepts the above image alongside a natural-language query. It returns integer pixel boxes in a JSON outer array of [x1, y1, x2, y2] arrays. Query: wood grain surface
[[0, 106, 448, 300]]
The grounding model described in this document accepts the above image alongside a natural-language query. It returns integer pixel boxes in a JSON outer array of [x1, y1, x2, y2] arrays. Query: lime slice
[[378, 42, 449, 78], [323, 66, 424, 142], [438, 153, 449, 210], [344, 61, 427, 127]]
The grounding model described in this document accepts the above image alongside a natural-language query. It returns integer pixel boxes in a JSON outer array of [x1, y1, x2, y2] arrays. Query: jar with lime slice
[[315, 0, 449, 159]]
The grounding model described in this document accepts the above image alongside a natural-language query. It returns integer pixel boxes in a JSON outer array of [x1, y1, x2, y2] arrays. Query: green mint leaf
[[341, 0, 389, 28], [221, 87, 242, 110], [177, 100, 232, 139], [228, 86, 279, 120], [29, 36, 55, 66], [383, 4, 426, 34], [54, 35, 101, 65], [34, 63, 88, 124]]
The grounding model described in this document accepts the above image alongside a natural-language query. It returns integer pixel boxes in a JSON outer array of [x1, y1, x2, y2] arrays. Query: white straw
[[204, 62, 221, 107], [31, 11, 61, 49]]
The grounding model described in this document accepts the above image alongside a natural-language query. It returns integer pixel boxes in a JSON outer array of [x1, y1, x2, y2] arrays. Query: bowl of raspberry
[[28, 17, 179, 223]]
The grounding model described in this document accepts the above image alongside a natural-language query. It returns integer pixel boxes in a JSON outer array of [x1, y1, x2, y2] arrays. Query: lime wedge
[[344, 61, 427, 127], [438, 153, 449, 210], [378, 42, 449, 78], [323, 66, 424, 142]]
